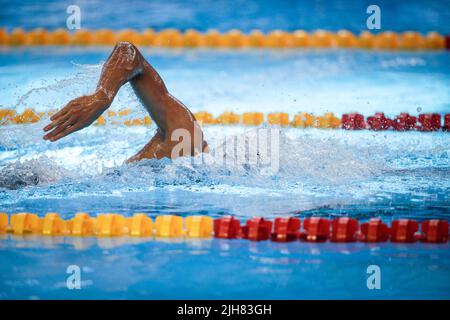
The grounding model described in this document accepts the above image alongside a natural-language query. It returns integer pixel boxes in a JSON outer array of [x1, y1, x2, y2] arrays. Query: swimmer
[[43, 41, 208, 163]]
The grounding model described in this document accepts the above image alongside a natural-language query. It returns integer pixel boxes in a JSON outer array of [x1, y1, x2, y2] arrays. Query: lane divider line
[[1, 213, 448, 243], [1, 109, 449, 131], [1, 28, 449, 50]]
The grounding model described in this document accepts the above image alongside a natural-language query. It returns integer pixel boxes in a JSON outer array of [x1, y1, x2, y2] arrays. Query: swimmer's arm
[[44, 41, 196, 142], [43, 42, 142, 141]]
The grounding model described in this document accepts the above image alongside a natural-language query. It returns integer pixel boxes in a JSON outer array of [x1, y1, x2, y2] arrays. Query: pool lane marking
[[1, 110, 449, 131], [1, 28, 449, 50], [1, 213, 448, 243]]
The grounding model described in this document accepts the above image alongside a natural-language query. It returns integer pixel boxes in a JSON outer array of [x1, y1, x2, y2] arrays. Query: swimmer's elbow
[[115, 41, 137, 51], [111, 41, 141, 67]]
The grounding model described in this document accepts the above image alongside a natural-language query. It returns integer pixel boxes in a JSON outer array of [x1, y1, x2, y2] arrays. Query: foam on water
[[0, 124, 379, 186], [1, 120, 449, 216]]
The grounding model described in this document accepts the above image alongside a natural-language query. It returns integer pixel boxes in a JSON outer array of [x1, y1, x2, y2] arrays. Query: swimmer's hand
[[43, 90, 111, 142]]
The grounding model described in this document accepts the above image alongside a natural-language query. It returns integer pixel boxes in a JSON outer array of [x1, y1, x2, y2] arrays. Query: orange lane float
[[267, 112, 289, 127], [216, 112, 241, 125], [71, 29, 94, 46], [222, 29, 247, 48], [95, 214, 128, 237], [0, 28, 8, 45], [247, 30, 266, 47], [242, 112, 264, 126], [336, 30, 358, 48], [70, 212, 96, 236], [0, 213, 8, 233], [194, 111, 216, 125], [310, 30, 335, 48], [375, 31, 399, 50], [26, 28, 49, 45], [8, 28, 28, 46], [49, 28, 71, 45], [93, 29, 116, 45], [154, 29, 183, 47], [42, 213, 67, 236], [424, 31, 446, 49], [10, 213, 43, 235], [358, 31, 376, 49], [128, 213, 154, 237], [292, 112, 317, 128], [0, 28, 447, 50], [399, 31, 424, 50], [204, 29, 223, 47], [183, 29, 204, 48]]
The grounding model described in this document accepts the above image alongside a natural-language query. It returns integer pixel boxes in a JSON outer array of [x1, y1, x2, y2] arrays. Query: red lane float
[[241, 217, 273, 241], [340, 112, 448, 131], [271, 217, 301, 242], [342, 113, 366, 130], [393, 113, 417, 131], [366, 113, 393, 131], [299, 217, 330, 242], [443, 114, 450, 132], [359, 218, 390, 242], [391, 219, 420, 243], [421, 220, 449, 243], [331, 217, 359, 242], [212, 217, 448, 244], [418, 113, 441, 131], [214, 216, 241, 239]]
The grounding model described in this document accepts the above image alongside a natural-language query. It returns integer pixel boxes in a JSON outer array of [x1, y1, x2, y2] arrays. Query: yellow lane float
[[95, 214, 128, 237], [194, 111, 215, 125], [69, 212, 96, 236], [267, 112, 290, 126], [216, 112, 241, 125], [42, 213, 67, 236], [0, 213, 8, 233], [185, 216, 213, 238], [155, 215, 183, 237], [243, 112, 265, 126], [128, 213, 154, 237], [10, 213, 42, 235]]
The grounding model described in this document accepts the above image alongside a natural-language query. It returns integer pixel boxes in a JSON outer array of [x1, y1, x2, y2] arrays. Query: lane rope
[[0, 212, 448, 243], [1, 28, 449, 50], [1, 109, 449, 131]]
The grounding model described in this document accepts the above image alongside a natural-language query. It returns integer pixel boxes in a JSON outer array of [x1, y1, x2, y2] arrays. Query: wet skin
[[43, 41, 207, 163]]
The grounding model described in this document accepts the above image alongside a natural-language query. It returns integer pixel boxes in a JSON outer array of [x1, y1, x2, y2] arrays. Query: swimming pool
[[1, 0, 450, 300]]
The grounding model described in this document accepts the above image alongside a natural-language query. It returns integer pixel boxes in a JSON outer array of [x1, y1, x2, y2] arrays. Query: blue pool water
[[1, 47, 449, 300], [1, 0, 450, 33], [1, 0, 450, 300]]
